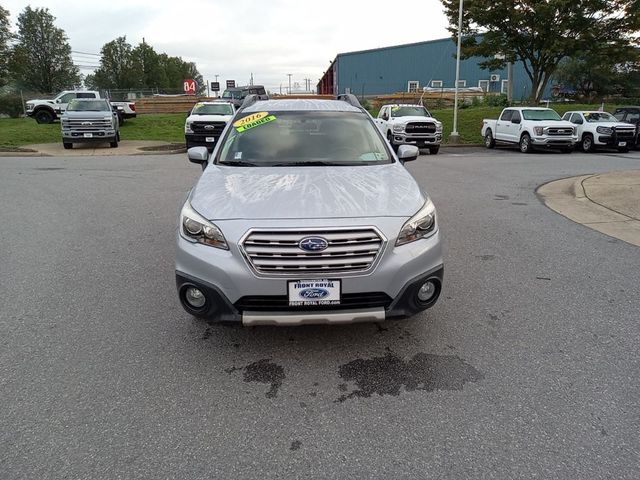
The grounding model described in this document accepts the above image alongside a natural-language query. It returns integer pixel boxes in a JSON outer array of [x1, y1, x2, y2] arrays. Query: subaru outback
[[175, 94, 443, 326]]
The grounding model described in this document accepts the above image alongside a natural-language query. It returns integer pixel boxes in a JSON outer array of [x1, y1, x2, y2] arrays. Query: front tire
[[484, 129, 496, 149], [34, 109, 55, 124], [519, 133, 533, 153], [581, 134, 594, 153], [63, 142, 72, 150], [428, 145, 440, 155], [110, 138, 118, 148], [387, 131, 398, 152]]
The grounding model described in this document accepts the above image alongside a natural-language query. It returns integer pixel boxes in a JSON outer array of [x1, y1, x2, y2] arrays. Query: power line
[[71, 50, 100, 56]]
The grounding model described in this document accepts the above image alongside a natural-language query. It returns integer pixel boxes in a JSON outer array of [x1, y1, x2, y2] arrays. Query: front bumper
[[175, 219, 443, 325], [393, 133, 442, 147], [531, 136, 577, 147], [596, 134, 635, 147], [185, 133, 220, 149], [176, 266, 443, 325], [62, 130, 116, 142]]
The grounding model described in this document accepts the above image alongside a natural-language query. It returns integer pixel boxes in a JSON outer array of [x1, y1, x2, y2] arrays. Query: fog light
[[185, 287, 206, 308], [417, 281, 436, 302]]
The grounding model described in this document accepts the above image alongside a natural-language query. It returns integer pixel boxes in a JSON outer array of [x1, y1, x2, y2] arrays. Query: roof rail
[[337, 93, 362, 109], [238, 94, 260, 111]]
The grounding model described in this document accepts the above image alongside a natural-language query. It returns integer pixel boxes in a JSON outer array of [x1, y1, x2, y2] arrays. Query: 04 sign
[[183, 79, 197, 95]]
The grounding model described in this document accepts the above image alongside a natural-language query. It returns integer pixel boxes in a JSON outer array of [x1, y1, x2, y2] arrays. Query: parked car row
[[482, 106, 640, 153]]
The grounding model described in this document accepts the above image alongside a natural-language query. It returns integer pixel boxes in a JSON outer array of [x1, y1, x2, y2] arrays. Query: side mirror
[[55, 99, 61, 104], [397, 145, 420, 162], [511, 117, 521, 124], [382, 114, 389, 120], [187, 146, 209, 170]]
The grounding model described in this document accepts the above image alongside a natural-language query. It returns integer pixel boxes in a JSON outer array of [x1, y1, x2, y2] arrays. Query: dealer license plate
[[619, 141, 626, 147], [288, 279, 341, 306], [83, 133, 93, 138], [205, 137, 216, 143]]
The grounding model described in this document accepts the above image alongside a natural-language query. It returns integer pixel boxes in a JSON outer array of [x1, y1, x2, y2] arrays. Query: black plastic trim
[[385, 265, 444, 319], [175, 272, 240, 323]]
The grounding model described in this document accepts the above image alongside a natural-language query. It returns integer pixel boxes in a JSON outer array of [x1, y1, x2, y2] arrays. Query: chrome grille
[[405, 122, 436, 134], [614, 127, 635, 138], [547, 127, 573, 136], [241, 228, 385, 275], [62, 118, 112, 131], [191, 121, 226, 135]]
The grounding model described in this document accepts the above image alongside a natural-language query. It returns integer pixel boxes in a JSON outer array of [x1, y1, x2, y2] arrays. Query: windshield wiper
[[217, 161, 261, 166], [270, 161, 348, 166]]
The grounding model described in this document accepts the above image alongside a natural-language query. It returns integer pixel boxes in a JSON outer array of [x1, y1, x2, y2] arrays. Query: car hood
[[590, 121, 635, 128], [539, 120, 575, 128], [392, 116, 439, 124], [190, 163, 426, 220], [26, 98, 54, 104], [187, 114, 234, 123], [61, 111, 112, 118]]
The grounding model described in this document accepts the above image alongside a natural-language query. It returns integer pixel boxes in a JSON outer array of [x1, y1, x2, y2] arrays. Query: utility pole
[[287, 74, 292, 95], [450, 0, 464, 144], [507, 62, 513, 103]]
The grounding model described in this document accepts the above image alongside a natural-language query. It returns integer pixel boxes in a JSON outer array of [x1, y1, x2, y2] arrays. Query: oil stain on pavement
[[226, 359, 285, 399], [336, 351, 484, 402]]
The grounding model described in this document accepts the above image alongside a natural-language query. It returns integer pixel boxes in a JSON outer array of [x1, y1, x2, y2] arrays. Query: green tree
[[9, 6, 80, 92], [131, 40, 167, 89], [91, 36, 136, 90], [0, 5, 11, 88], [441, 0, 640, 102]]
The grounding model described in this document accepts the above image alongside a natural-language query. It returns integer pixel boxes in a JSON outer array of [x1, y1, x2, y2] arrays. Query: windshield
[[221, 90, 241, 99], [217, 111, 391, 166], [522, 109, 562, 121], [192, 103, 233, 115], [391, 106, 430, 117], [584, 112, 617, 122], [67, 99, 110, 112]]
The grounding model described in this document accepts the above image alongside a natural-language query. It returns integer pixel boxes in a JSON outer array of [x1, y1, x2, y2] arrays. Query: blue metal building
[[318, 37, 536, 100]]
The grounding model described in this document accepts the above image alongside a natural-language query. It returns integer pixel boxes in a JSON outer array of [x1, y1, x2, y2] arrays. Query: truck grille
[[190, 121, 226, 135], [614, 127, 635, 138], [241, 228, 385, 275], [62, 118, 112, 131], [547, 127, 573, 136], [405, 122, 436, 134]]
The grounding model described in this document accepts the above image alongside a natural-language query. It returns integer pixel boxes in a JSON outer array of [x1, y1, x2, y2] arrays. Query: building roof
[[337, 37, 454, 58]]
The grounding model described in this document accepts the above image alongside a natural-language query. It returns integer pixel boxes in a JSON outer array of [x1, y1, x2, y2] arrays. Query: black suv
[[613, 106, 640, 149], [220, 85, 268, 108]]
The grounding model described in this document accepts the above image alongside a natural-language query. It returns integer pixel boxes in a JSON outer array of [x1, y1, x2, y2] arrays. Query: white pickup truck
[[375, 104, 443, 154], [25, 90, 136, 124], [482, 107, 577, 153], [184, 101, 236, 150], [561, 110, 635, 153]]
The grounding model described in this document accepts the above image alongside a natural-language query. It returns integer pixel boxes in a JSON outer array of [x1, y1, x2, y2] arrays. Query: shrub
[[0, 94, 25, 118]]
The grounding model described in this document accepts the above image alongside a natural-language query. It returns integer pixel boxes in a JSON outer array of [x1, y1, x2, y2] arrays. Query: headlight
[[393, 124, 404, 133], [26, 103, 34, 111], [534, 126, 544, 136], [180, 202, 228, 250], [185, 122, 193, 133], [596, 126, 612, 135], [435, 122, 443, 133], [396, 198, 437, 246]]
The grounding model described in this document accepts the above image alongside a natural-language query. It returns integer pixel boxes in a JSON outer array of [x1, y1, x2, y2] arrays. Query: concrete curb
[[0, 141, 186, 157], [537, 170, 640, 247]]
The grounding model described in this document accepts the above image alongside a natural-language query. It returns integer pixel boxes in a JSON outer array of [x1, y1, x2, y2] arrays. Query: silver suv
[[175, 95, 443, 326]]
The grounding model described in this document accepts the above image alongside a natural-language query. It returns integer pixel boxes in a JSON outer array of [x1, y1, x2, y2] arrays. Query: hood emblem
[[82, 121, 92, 126], [299, 237, 329, 252], [204, 125, 215, 130]]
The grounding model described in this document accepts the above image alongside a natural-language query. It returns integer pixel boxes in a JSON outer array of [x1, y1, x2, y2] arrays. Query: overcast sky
[[2, 0, 452, 91]]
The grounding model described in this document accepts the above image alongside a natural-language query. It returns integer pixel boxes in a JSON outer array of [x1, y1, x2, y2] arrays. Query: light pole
[[450, 0, 464, 144], [214, 74, 219, 97], [287, 74, 292, 95]]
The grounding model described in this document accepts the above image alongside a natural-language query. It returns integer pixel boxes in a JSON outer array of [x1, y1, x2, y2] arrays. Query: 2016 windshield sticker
[[233, 111, 276, 132]]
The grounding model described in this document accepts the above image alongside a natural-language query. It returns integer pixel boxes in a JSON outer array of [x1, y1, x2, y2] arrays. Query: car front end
[[175, 98, 444, 326], [391, 117, 443, 148], [61, 111, 118, 143], [530, 122, 578, 148]]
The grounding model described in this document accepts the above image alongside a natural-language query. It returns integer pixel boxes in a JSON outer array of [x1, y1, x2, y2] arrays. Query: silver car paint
[[190, 163, 425, 221]]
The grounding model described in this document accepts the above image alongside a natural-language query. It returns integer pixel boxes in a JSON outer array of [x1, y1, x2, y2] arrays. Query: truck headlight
[[596, 126, 612, 135], [396, 198, 437, 246], [393, 124, 404, 133], [185, 122, 193, 134], [435, 122, 443, 133], [534, 126, 544, 136], [180, 202, 228, 250]]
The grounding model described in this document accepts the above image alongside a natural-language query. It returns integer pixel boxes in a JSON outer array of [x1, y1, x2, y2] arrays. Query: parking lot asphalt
[[1, 147, 639, 479]]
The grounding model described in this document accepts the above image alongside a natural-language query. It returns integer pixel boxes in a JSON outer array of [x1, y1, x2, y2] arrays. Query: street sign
[[183, 79, 197, 95], [211, 81, 220, 92], [226, 80, 236, 88]]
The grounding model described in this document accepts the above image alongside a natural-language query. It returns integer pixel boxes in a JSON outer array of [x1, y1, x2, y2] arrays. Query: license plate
[[288, 279, 341, 306], [205, 137, 216, 143], [83, 133, 93, 138], [619, 141, 626, 147]]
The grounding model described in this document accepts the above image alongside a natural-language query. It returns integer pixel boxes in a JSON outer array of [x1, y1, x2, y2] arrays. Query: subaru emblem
[[299, 236, 329, 252]]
